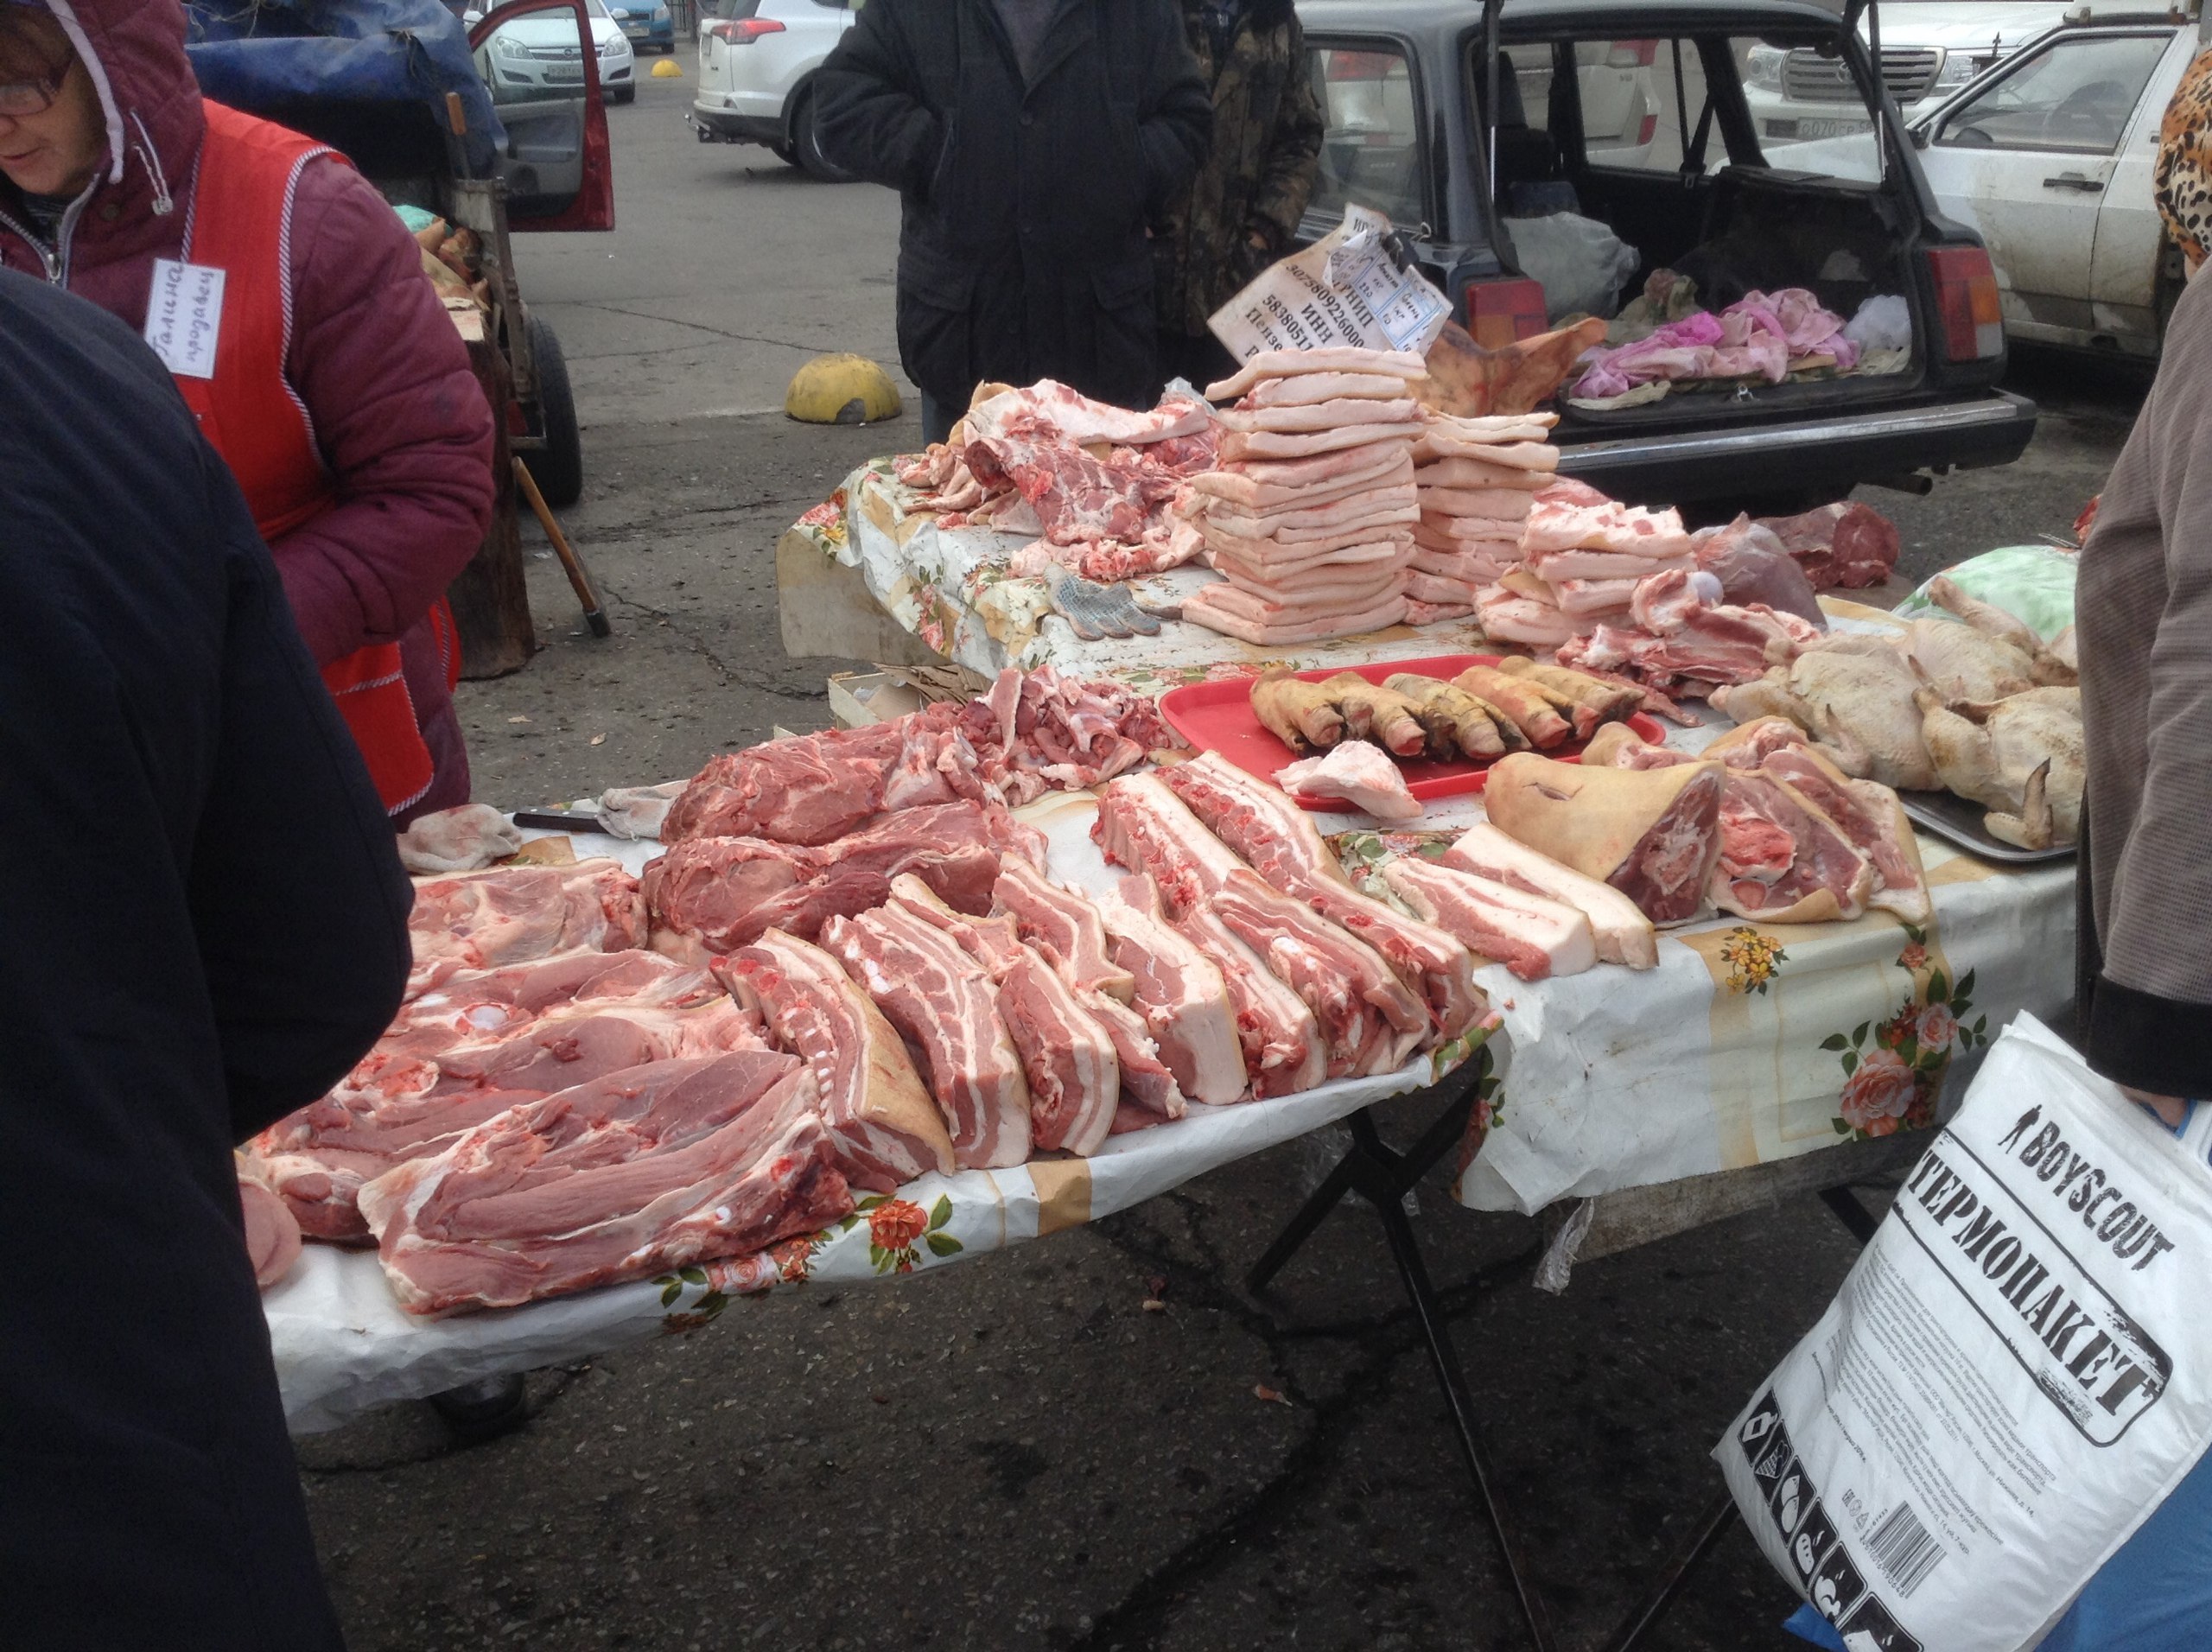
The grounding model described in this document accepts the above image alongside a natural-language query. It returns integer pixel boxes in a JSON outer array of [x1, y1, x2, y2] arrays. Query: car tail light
[[1464, 276, 1548, 349], [1325, 50, 1395, 81], [1636, 111, 1657, 145], [1927, 245, 2003, 362], [705, 16, 784, 42], [1606, 40, 1658, 68]]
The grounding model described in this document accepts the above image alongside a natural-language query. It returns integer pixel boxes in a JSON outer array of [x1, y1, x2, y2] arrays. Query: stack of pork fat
[[1477, 479, 1697, 651], [1406, 410, 1560, 625], [1179, 347, 1427, 645]]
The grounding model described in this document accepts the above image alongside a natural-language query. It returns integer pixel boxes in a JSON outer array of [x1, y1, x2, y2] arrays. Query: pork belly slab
[[886, 876, 1122, 1154], [991, 858, 1135, 1002], [1442, 823, 1658, 969], [720, 929, 954, 1191], [1090, 882, 1246, 1106], [359, 1051, 852, 1316], [1381, 858, 1596, 982], [1093, 775, 1426, 1079], [1155, 754, 1482, 1042], [819, 907, 1033, 1170]]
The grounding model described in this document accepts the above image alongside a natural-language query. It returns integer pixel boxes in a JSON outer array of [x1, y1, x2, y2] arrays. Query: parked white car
[[690, 0, 857, 179], [1744, 2, 2072, 142], [1911, 16, 2202, 356], [469, 0, 637, 104]]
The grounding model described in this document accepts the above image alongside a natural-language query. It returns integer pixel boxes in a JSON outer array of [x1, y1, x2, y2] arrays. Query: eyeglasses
[[0, 63, 68, 119]]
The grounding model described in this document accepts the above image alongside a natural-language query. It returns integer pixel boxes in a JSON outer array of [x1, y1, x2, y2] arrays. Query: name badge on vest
[[144, 258, 226, 379]]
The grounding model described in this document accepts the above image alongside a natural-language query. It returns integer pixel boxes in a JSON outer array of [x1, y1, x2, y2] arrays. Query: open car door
[[471, 0, 615, 232]]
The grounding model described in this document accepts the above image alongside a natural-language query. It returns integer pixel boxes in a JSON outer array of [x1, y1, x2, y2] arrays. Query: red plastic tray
[[1155, 654, 1666, 811]]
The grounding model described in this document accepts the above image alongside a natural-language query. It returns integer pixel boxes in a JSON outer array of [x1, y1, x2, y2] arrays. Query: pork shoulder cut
[[1481, 754, 1725, 924]]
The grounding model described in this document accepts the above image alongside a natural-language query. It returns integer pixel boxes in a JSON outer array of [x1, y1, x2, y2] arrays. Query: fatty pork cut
[[1379, 857, 1597, 982], [818, 906, 1033, 1170], [719, 929, 955, 1190], [1094, 774, 1428, 1078], [1481, 753, 1725, 924], [359, 1051, 851, 1316], [1440, 823, 1657, 969], [1155, 754, 1483, 1042], [883, 875, 1123, 1154], [1276, 742, 1424, 822]]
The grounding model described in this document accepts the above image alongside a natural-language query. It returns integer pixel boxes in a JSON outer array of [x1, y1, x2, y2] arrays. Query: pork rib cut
[[1156, 754, 1483, 1040], [818, 907, 1033, 1169], [1381, 857, 1596, 982], [1089, 881, 1246, 1106], [884, 874, 1121, 1155], [720, 928, 953, 1191]]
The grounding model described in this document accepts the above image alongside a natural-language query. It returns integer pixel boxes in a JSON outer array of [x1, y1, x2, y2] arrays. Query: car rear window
[[698, 0, 763, 17], [1306, 43, 1427, 230]]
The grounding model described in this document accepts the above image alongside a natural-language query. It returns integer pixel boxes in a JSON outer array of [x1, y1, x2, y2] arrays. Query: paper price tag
[[143, 258, 226, 379]]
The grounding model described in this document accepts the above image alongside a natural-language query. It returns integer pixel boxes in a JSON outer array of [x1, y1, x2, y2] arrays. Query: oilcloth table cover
[[798, 462, 1493, 684], [267, 798, 1481, 1433], [1452, 840, 2074, 1215]]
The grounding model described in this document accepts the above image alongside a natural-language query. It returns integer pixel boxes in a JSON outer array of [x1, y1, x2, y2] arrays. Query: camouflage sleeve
[[1246, 17, 1324, 246]]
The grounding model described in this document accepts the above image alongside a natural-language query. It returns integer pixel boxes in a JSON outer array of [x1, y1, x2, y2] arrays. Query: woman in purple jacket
[[0, 0, 494, 823]]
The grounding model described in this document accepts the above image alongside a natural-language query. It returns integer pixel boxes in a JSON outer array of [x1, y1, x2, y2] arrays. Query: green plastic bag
[[1891, 543, 2076, 641], [393, 204, 442, 237]]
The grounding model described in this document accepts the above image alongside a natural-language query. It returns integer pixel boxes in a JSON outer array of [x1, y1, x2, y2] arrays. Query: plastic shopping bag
[[1717, 1014, 2212, 1652]]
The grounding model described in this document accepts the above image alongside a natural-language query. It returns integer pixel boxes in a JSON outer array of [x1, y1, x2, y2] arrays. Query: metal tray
[[1897, 789, 2075, 866]]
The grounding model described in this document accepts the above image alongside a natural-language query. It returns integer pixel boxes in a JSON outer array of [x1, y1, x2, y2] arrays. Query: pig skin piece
[[1277, 742, 1425, 822]]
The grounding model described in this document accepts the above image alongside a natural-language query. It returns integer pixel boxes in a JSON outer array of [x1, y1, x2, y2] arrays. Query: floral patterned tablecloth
[[1448, 837, 2074, 1215], [266, 794, 1477, 1433]]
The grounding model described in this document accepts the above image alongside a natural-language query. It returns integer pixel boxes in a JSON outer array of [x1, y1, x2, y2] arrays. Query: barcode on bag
[[1866, 1502, 1944, 1598]]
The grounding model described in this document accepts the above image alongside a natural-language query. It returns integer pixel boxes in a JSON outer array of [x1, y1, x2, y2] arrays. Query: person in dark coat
[[0, 266, 411, 1651], [1154, 0, 1323, 391], [812, 0, 1211, 442]]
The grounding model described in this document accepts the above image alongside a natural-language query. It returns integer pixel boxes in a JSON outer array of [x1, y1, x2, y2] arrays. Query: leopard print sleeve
[[2155, 48, 2212, 271]]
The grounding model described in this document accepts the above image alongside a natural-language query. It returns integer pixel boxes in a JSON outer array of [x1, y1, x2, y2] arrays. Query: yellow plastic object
[[785, 353, 904, 425], [651, 57, 683, 78]]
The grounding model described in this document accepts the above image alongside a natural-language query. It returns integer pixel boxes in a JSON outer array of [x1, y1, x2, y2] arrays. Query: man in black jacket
[[814, 0, 1211, 442], [0, 267, 412, 1650]]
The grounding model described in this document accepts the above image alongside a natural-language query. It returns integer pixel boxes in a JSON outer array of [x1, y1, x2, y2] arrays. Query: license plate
[[1794, 117, 1870, 140], [545, 65, 584, 82], [623, 23, 648, 36]]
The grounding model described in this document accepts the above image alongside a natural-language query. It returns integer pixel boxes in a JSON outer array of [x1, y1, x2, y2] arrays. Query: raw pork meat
[[1206, 346, 1427, 400], [1155, 754, 1480, 1041], [1758, 502, 1899, 590], [1558, 569, 1821, 696], [1442, 823, 1657, 969], [1276, 742, 1423, 822], [1165, 893, 1327, 1098], [1088, 882, 1245, 1106], [1689, 515, 1826, 627], [990, 858, 1136, 1001], [359, 1052, 851, 1316], [408, 861, 647, 987], [642, 800, 1015, 957], [1481, 753, 1726, 924], [721, 929, 954, 1191], [885, 875, 1123, 1153], [1380, 856, 1596, 981], [819, 906, 1032, 1170], [238, 1164, 302, 1289], [1093, 774, 1428, 1077]]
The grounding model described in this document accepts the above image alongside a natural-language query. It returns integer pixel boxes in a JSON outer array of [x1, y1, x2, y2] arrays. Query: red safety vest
[[172, 100, 448, 816]]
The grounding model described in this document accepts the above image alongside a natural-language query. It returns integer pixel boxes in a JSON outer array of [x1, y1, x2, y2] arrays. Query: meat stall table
[[1249, 728, 2075, 1649], [775, 460, 1500, 685], [265, 794, 1487, 1434]]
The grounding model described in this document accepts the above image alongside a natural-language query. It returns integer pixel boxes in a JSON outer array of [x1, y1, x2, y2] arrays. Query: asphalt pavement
[[301, 67, 2152, 1651]]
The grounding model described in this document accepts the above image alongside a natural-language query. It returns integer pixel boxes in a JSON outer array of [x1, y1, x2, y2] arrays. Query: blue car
[[604, 0, 672, 53]]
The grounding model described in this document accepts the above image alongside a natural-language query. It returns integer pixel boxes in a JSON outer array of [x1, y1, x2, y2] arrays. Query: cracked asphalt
[[297, 70, 2146, 1650]]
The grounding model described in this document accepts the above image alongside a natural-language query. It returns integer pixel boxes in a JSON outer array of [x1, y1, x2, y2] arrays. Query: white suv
[[1743, 2, 2072, 142], [689, 0, 858, 179]]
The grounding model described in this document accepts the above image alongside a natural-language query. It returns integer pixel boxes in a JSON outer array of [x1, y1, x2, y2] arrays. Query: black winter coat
[[815, 0, 1211, 410], [0, 268, 411, 1650]]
